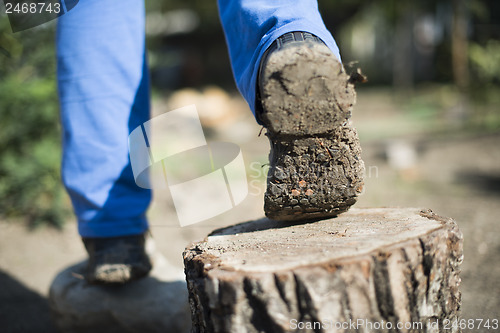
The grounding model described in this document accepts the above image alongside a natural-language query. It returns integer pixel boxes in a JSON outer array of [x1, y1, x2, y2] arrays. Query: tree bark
[[183, 208, 463, 333]]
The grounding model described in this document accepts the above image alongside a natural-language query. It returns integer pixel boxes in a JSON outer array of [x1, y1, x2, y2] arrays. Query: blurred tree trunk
[[392, 0, 414, 92], [450, 0, 470, 124], [452, 0, 469, 90]]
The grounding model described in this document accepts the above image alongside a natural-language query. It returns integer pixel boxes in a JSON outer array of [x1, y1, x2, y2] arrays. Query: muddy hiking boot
[[82, 233, 152, 284], [258, 32, 365, 222]]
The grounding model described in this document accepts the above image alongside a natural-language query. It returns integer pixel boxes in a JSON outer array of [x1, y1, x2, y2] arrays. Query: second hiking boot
[[82, 232, 152, 284], [258, 32, 365, 222]]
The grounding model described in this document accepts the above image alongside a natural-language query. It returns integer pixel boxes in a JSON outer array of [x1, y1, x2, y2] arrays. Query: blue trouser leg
[[57, 0, 150, 237], [218, 0, 341, 115], [57, 0, 337, 237]]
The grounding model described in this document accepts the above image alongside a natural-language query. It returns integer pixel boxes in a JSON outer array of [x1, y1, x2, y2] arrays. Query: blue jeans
[[57, 0, 340, 237]]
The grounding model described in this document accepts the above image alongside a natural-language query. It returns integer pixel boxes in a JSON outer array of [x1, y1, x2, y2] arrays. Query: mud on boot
[[258, 32, 365, 221]]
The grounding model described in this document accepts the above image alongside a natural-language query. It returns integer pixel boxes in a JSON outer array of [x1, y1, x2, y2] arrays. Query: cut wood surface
[[184, 208, 463, 333]]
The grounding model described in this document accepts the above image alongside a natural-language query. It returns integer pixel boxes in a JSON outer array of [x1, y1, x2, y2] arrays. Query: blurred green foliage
[[0, 18, 68, 228], [469, 40, 500, 83]]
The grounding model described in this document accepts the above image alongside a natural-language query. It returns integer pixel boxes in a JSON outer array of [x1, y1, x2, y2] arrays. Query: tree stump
[[183, 208, 463, 333]]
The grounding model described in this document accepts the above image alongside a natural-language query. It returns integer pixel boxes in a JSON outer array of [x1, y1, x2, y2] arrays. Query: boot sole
[[260, 42, 365, 221]]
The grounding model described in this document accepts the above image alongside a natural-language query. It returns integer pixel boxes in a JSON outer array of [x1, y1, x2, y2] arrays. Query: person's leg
[[218, 0, 365, 221], [217, 0, 341, 115], [57, 0, 152, 283]]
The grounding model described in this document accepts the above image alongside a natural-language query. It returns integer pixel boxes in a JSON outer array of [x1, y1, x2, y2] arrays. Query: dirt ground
[[1, 88, 499, 332]]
